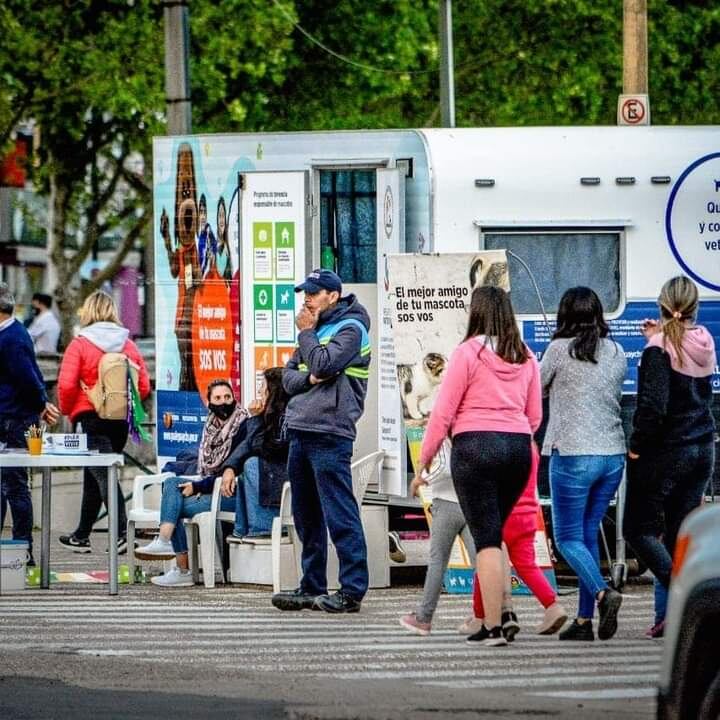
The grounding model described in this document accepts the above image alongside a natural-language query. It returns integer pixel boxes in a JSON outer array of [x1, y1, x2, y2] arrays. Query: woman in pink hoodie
[[417, 286, 541, 647], [624, 276, 716, 610]]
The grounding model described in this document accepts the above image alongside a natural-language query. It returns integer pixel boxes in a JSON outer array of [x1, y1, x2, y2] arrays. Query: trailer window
[[482, 231, 621, 315], [320, 170, 376, 283]]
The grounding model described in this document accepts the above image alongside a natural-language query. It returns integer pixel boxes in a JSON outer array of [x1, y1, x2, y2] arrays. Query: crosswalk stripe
[[532, 688, 657, 700], [422, 673, 658, 689]]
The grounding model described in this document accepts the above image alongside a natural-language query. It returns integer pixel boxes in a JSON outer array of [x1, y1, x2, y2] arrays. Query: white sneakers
[[135, 536, 174, 559], [150, 566, 194, 587], [457, 614, 485, 635]]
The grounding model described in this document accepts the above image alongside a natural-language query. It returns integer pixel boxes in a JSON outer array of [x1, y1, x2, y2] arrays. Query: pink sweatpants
[[472, 511, 556, 617]]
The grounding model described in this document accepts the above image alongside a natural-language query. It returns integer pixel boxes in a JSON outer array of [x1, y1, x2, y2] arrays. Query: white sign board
[[240, 171, 306, 401], [666, 153, 720, 293]]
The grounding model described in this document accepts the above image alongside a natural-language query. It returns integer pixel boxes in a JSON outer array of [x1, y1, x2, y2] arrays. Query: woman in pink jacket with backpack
[[57, 291, 150, 555]]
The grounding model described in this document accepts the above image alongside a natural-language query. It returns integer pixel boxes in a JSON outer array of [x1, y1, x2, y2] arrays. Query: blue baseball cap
[[295, 269, 342, 294]]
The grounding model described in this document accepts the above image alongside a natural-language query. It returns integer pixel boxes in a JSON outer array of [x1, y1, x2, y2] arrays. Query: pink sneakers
[[399, 612, 432, 636]]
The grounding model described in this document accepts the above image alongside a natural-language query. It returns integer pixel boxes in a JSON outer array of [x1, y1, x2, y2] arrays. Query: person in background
[[418, 286, 541, 647], [137, 379, 248, 587], [624, 275, 716, 626], [27, 292, 61, 354], [0, 283, 60, 565], [541, 287, 626, 642], [220, 367, 289, 540], [272, 269, 371, 614], [57, 291, 150, 555]]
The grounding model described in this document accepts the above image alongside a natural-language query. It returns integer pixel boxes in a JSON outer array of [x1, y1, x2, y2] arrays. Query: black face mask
[[208, 400, 236, 420], [31, 307, 41, 317]]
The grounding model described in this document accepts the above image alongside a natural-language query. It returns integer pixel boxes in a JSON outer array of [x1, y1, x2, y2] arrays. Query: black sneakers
[[313, 591, 362, 614], [559, 619, 595, 641], [58, 534, 91, 553], [104, 536, 128, 555], [598, 588, 623, 640], [466, 624, 507, 646], [271, 588, 320, 611], [501, 610, 520, 642]]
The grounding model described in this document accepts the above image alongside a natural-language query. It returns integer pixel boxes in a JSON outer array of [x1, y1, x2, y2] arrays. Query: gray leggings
[[416, 498, 476, 623]]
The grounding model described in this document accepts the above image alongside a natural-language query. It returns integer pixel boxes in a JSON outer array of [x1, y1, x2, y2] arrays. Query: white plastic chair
[[184, 476, 234, 589], [127, 472, 173, 584], [271, 450, 385, 593]]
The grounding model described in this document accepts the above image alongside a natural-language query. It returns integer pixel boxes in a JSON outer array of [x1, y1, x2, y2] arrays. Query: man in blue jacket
[[0, 284, 59, 564], [272, 270, 371, 613]]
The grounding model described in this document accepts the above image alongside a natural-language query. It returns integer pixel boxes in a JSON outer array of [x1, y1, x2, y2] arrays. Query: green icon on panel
[[275, 222, 295, 248], [254, 284, 273, 310], [253, 222, 272, 248]]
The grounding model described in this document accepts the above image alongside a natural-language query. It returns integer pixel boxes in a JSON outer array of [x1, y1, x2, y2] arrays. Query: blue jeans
[[0, 415, 38, 551], [234, 457, 278, 537], [550, 452, 625, 619], [159, 476, 235, 554], [654, 578, 668, 625], [288, 430, 368, 600]]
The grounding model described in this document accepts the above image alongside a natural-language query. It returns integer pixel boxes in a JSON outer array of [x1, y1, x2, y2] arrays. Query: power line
[[271, 0, 465, 76]]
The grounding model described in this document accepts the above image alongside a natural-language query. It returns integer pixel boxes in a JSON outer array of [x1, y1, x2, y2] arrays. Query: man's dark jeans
[[0, 415, 39, 550], [288, 429, 368, 601]]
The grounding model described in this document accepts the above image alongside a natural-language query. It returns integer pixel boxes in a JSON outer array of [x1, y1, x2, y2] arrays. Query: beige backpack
[[82, 352, 139, 420]]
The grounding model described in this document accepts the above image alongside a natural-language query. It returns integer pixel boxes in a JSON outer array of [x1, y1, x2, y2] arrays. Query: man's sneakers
[[645, 620, 665, 639], [150, 566, 194, 587], [58, 534, 91, 553], [314, 591, 361, 614], [466, 624, 507, 647], [388, 531, 407, 563], [559, 619, 595, 641], [598, 587, 623, 640], [134, 536, 174, 559], [271, 588, 320, 611], [399, 612, 431, 636]]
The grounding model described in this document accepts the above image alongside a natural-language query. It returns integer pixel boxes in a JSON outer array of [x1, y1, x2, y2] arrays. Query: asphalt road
[[0, 556, 661, 720]]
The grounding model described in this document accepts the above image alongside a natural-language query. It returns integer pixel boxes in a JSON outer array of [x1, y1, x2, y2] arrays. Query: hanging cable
[[270, 0, 479, 76]]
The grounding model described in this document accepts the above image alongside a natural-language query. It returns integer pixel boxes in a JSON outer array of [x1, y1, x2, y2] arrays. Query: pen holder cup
[[27, 437, 43, 456]]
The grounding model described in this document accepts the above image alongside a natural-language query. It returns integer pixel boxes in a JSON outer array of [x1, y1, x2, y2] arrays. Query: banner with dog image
[[385, 252, 556, 595]]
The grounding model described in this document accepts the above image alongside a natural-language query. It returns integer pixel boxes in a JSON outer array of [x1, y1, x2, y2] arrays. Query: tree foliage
[[1, 0, 719, 342]]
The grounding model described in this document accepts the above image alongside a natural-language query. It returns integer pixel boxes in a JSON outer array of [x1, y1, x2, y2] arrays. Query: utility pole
[[623, 0, 648, 94], [146, 1, 191, 336], [438, 0, 455, 127], [164, 0, 192, 135]]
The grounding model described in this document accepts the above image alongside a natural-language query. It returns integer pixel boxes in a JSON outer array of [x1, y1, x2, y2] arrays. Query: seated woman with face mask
[[137, 379, 248, 588]]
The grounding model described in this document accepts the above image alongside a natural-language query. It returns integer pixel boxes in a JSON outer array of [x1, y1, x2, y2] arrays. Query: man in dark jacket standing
[[0, 284, 59, 563], [272, 270, 371, 613]]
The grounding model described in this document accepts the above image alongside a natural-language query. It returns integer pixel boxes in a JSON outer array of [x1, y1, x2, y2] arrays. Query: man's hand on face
[[295, 306, 318, 331]]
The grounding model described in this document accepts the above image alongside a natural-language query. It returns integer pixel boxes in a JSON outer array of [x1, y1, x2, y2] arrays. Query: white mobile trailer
[[153, 126, 720, 500]]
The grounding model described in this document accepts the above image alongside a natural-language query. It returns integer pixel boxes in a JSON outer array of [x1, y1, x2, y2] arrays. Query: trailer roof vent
[[580, 177, 601, 186], [651, 176, 672, 185], [474, 178, 495, 188], [615, 176, 636, 186]]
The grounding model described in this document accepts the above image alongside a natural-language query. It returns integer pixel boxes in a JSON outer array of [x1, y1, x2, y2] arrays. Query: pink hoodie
[[420, 337, 542, 467], [645, 325, 716, 377]]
